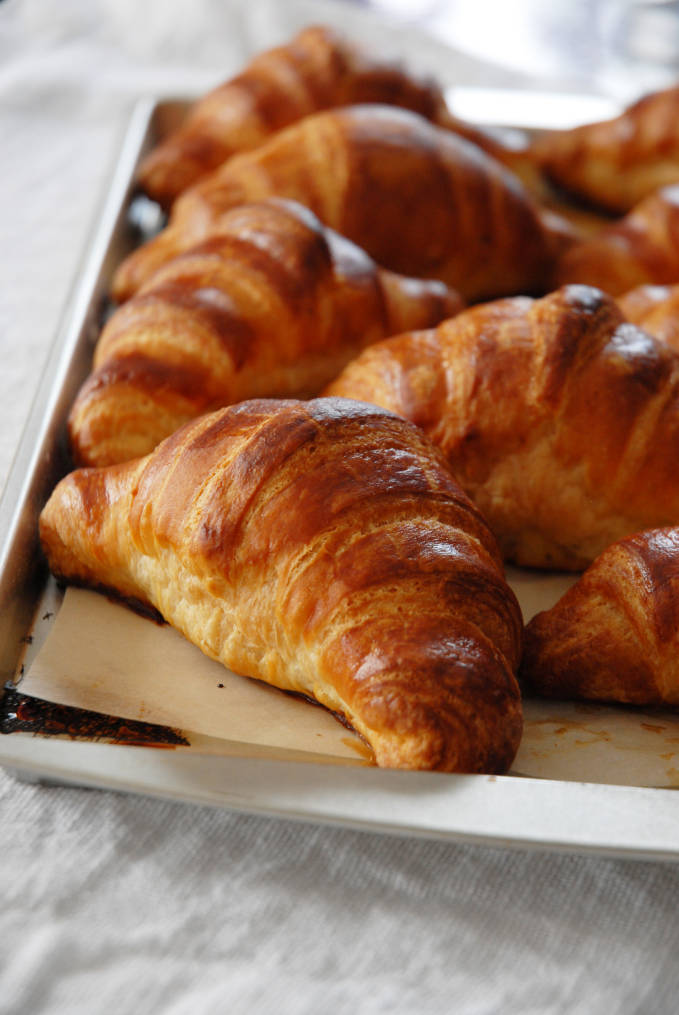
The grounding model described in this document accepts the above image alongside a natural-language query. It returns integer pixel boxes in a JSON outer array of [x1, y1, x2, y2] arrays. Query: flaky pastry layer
[[41, 398, 524, 773], [326, 285, 679, 569]]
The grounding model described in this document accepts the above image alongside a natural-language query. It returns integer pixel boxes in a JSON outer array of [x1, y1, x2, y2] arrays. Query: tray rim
[[3, 95, 679, 861], [0, 96, 162, 682], [4, 732, 679, 862]]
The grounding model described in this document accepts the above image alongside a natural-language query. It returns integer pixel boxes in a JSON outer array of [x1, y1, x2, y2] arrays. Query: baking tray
[[3, 97, 679, 861]]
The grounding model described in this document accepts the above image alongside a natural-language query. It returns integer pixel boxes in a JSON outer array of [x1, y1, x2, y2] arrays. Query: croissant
[[521, 527, 679, 706], [138, 24, 539, 208], [618, 282, 679, 353], [70, 198, 461, 468], [553, 186, 679, 296], [137, 25, 448, 207], [325, 284, 679, 570], [40, 397, 524, 773], [531, 85, 679, 214], [113, 104, 574, 304]]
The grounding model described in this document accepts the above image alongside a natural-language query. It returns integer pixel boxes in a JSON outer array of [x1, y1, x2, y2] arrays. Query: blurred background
[[4, 0, 679, 100], [349, 0, 679, 100]]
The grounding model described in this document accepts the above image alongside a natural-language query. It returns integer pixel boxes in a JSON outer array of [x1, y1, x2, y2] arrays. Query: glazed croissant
[[70, 198, 460, 468], [138, 24, 539, 208], [553, 185, 679, 296], [618, 282, 679, 353], [40, 398, 524, 773], [522, 527, 679, 707], [326, 284, 679, 570], [531, 84, 679, 214], [137, 25, 451, 207], [113, 104, 573, 304]]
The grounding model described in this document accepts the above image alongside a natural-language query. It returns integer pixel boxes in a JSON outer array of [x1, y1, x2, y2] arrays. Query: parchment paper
[[20, 588, 370, 765], [19, 572, 679, 787]]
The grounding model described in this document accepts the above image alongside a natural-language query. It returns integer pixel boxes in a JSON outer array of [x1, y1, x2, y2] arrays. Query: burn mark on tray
[[0, 687, 188, 747]]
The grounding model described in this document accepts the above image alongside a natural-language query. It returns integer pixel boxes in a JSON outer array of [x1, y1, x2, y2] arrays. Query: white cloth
[[2, 2, 679, 1012]]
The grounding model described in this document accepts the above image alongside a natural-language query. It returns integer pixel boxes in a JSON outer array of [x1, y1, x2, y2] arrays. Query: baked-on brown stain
[[113, 105, 573, 304], [0, 687, 188, 746], [70, 198, 461, 468], [341, 736, 376, 765], [326, 284, 679, 570], [522, 527, 679, 707], [287, 689, 376, 764], [40, 397, 523, 774]]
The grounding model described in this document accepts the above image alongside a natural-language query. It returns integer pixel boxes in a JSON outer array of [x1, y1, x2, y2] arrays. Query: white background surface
[[3, 1, 679, 1012]]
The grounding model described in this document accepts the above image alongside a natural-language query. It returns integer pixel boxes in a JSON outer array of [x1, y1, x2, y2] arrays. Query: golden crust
[[531, 86, 679, 214], [40, 397, 523, 774], [554, 186, 679, 296], [521, 527, 679, 706], [70, 198, 461, 468], [136, 25, 453, 206], [618, 282, 679, 354], [138, 24, 539, 208], [113, 104, 573, 304], [326, 284, 679, 569]]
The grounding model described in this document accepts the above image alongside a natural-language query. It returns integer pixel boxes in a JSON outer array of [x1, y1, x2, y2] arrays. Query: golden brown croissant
[[325, 284, 679, 570], [137, 25, 449, 207], [553, 186, 679, 296], [531, 85, 679, 214], [70, 198, 461, 468], [138, 24, 539, 208], [40, 397, 524, 773], [113, 104, 574, 304], [618, 282, 679, 353], [521, 527, 679, 706]]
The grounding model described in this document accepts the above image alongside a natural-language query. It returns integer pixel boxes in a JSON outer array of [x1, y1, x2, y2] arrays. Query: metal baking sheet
[[3, 96, 679, 861]]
